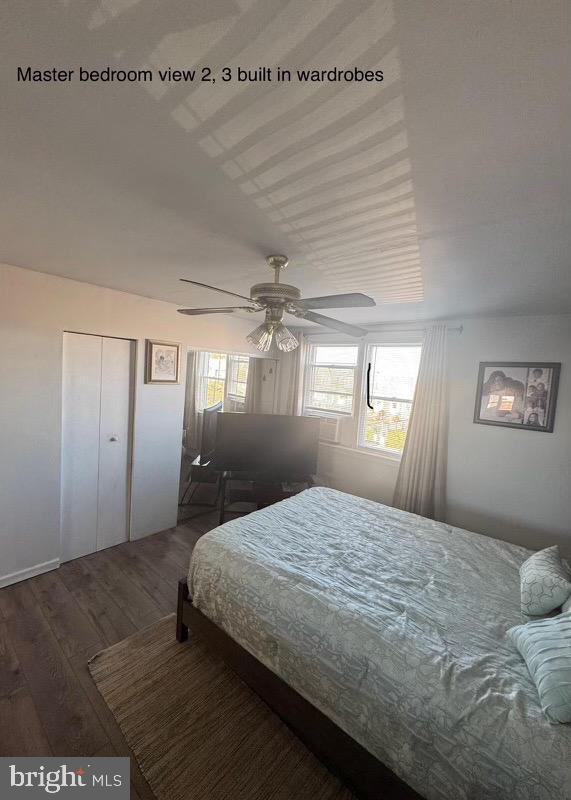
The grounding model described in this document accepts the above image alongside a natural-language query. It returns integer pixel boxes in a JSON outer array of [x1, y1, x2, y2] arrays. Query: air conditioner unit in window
[[317, 415, 340, 444]]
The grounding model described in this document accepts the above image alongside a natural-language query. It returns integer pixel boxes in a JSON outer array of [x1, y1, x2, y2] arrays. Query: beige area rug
[[88, 615, 353, 800]]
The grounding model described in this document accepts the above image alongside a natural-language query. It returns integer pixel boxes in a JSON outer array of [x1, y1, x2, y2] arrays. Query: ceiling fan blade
[[293, 310, 368, 338], [177, 306, 257, 316], [294, 293, 375, 310], [180, 278, 252, 302]]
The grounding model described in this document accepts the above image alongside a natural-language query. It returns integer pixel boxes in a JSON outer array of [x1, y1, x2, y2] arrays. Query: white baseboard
[[0, 558, 60, 589]]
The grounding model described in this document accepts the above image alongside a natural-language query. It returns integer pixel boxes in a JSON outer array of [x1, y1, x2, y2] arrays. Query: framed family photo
[[474, 362, 560, 432], [145, 339, 181, 384]]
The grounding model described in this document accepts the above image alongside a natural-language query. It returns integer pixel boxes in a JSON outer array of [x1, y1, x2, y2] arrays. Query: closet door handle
[[109, 435, 119, 442]]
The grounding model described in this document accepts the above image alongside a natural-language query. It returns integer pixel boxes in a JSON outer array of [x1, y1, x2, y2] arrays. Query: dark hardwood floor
[[0, 510, 219, 799]]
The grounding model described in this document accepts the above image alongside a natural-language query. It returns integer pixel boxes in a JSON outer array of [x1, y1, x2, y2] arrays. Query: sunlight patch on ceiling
[[93, 0, 424, 306], [185, 0, 348, 124]]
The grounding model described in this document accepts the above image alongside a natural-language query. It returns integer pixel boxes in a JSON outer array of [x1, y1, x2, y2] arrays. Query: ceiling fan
[[177, 255, 375, 352]]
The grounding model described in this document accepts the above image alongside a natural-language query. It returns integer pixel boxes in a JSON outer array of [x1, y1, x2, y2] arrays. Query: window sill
[[318, 440, 401, 465]]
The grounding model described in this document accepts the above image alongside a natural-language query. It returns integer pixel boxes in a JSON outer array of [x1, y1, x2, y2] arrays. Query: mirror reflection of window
[[226, 354, 250, 402], [197, 351, 250, 411]]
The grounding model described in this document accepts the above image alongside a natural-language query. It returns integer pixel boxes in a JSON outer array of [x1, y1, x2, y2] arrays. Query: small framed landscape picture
[[474, 362, 561, 432], [145, 340, 181, 384]]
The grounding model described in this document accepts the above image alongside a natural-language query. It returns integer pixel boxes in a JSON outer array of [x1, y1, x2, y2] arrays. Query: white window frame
[[300, 334, 422, 459], [302, 344, 360, 418], [197, 351, 250, 411], [197, 351, 227, 410], [357, 342, 422, 458], [226, 353, 250, 402]]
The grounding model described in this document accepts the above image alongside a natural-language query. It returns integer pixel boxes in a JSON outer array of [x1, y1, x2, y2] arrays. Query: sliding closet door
[[97, 337, 133, 552], [61, 333, 133, 563], [61, 332, 103, 562]]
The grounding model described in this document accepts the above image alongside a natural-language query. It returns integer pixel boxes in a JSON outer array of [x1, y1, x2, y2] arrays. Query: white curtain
[[274, 330, 307, 415], [393, 324, 448, 520], [245, 357, 265, 413]]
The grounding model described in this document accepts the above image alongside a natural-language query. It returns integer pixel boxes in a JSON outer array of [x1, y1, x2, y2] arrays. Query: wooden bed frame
[[176, 578, 422, 800]]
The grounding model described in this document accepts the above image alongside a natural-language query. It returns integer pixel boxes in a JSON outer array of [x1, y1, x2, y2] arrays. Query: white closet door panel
[[61, 333, 102, 562], [97, 337, 133, 551]]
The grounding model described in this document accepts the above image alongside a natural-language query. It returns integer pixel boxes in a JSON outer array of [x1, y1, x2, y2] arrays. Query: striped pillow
[[508, 612, 571, 723]]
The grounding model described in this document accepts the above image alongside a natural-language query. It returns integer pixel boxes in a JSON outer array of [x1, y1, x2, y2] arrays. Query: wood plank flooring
[[0, 511, 218, 799]]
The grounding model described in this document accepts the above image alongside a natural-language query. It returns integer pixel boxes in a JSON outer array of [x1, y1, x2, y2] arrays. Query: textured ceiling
[[1, 0, 570, 326]]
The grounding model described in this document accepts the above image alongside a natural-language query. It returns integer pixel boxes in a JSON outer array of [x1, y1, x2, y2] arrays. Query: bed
[[177, 486, 571, 800]]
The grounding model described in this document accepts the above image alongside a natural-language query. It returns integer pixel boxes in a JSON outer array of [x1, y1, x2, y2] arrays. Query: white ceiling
[[1, 0, 570, 327]]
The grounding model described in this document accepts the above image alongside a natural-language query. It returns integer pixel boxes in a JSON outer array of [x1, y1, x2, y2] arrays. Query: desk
[[218, 471, 313, 525]]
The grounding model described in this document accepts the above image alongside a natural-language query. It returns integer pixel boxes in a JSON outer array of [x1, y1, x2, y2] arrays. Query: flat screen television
[[214, 413, 319, 477], [199, 401, 222, 464]]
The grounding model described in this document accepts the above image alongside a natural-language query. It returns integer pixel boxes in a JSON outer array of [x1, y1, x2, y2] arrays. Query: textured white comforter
[[188, 487, 571, 800]]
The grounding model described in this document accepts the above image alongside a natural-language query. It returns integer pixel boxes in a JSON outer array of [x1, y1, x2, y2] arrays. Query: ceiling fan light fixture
[[179, 255, 376, 346], [246, 322, 274, 352], [274, 324, 299, 352]]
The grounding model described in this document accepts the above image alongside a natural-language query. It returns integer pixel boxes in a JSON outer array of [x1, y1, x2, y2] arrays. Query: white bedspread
[[188, 487, 571, 800]]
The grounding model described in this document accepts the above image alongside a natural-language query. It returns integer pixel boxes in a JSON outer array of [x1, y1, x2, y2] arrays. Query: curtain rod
[[366, 324, 463, 333], [301, 324, 463, 336]]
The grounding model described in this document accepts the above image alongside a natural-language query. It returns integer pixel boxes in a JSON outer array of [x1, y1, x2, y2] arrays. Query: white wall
[[0, 262, 262, 586], [317, 443, 398, 505], [314, 314, 571, 556], [446, 314, 571, 555]]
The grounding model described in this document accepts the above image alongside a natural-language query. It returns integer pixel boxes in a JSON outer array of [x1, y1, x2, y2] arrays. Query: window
[[197, 352, 250, 410], [359, 345, 422, 455], [226, 354, 249, 400], [303, 345, 359, 415], [199, 352, 226, 408], [301, 340, 422, 458]]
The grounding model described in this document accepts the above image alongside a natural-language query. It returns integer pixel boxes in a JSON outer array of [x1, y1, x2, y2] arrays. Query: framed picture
[[474, 362, 560, 432], [145, 340, 181, 384]]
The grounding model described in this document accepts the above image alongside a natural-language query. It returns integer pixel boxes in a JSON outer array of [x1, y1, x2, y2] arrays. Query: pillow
[[521, 608, 560, 624], [508, 612, 571, 723], [520, 545, 571, 616], [563, 596, 571, 613]]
